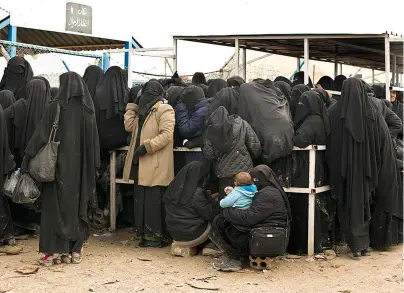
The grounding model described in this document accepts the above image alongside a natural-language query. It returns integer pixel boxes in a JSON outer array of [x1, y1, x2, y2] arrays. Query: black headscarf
[[290, 84, 310, 118], [227, 76, 245, 88], [205, 106, 233, 153], [293, 91, 331, 135], [127, 85, 142, 104], [274, 81, 292, 103], [334, 75, 347, 92], [249, 165, 292, 219], [371, 85, 384, 99], [163, 161, 201, 206], [316, 76, 335, 90], [192, 72, 207, 85], [0, 90, 15, 110], [314, 88, 332, 106], [197, 84, 209, 97], [32, 76, 51, 102], [207, 87, 239, 120], [138, 81, 164, 120], [20, 79, 51, 156], [83, 65, 104, 101], [94, 66, 128, 119], [57, 72, 95, 113], [181, 85, 205, 111], [166, 86, 184, 107], [292, 71, 313, 88], [207, 79, 227, 98], [50, 87, 59, 99], [274, 76, 293, 86], [0, 56, 34, 100]]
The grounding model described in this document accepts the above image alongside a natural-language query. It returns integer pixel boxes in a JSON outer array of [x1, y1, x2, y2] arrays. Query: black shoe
[[139, 240, 162, 248], [212, 258, 242, 272], [361, 248, 371, 256], [349, 252, 361, 260]]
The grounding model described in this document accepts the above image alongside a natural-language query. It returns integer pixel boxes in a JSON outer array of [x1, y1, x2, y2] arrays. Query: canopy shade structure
[[0, 15, 142, 51], [173, 33, 403, 73]]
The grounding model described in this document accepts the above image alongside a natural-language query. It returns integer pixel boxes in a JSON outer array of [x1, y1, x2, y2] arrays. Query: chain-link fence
[[0, 40, 102, 87]]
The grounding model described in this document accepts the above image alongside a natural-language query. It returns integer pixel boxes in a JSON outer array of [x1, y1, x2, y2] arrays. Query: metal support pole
[[334, 58, 338, 78], [339, 63, 342, 75], [304, 39, 309, 85], [297, 58, 301, 72], [385, 38, 391, 101], [235, 39, 240, 76], [110, 150, 116, 232], [393, 55, 397, 85], [7, 25, 17, 57], [372, 69, 375, 84], [127, 48, 133, 88], [402, 40, 404, 86], [308, 149, 316, 256], [124, 41, 130, 70], [173, 39, 178, 73], [102, 52, 110, 72], [242, 48, 247, 81]]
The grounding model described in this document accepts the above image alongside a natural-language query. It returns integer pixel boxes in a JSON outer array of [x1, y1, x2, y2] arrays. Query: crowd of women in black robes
[[0, 55, 402, 265]]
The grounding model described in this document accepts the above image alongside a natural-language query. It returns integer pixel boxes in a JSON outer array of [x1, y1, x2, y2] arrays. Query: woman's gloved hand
[[134, 145, 147, 158]]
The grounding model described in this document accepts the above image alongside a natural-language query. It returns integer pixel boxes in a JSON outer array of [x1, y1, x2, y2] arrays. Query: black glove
[[134, 145, 147, 158], [21, 155, 31, 173], [183, 140, 194, 149]]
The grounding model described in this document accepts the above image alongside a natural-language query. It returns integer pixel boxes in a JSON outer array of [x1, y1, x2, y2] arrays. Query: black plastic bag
[[12, 173, 41, 204], [4, 169, 21, 198]]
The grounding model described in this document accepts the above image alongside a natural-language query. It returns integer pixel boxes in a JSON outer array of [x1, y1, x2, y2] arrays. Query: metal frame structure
[[173, 33, 404, 99], [109, 145, 329, 256]]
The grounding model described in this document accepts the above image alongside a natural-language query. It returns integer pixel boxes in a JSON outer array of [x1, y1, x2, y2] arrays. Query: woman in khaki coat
[[123, 81, 175, 247]]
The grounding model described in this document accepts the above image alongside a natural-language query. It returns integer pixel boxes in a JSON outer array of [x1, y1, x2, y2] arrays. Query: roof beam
[[325, 39, 403, 57]]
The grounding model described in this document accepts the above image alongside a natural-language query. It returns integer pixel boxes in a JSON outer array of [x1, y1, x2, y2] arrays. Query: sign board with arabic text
[[65, 2, 92, 34]]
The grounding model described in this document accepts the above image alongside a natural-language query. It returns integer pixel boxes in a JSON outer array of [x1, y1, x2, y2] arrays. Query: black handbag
[[249, 222, 290, 257]]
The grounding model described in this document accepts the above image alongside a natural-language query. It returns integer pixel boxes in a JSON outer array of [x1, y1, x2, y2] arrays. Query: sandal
[[39, 254, 55, 266], [72, 252, 82, 264], [0, 245, 23, 255], [61, 254, 72, 264]]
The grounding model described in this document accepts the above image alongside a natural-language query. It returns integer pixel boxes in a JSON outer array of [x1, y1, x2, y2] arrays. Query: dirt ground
[[0, 230, 403, 293]]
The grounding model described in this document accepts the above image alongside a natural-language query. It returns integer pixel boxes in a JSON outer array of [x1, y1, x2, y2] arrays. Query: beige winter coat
[[123, 101, 175, 187]]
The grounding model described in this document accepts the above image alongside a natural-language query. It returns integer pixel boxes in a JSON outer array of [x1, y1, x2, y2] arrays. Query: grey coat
[[203, 116, 261, 178]]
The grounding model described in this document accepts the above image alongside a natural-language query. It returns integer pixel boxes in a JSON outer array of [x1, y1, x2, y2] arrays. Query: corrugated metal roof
[[0, 16, 142, 51], [174, 33, 403, 73]]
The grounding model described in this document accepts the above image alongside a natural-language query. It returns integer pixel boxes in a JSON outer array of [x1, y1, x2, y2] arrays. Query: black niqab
[[166, 86, 183, 107], [192, 72, 207, 85], [290, 84, 310, 118], [0, 56, 34, 100], [205, 106, 233, 153], [32, 76, 52, 102], [293, 91, 330, 135], [292, 71, 313, 88], [0, 90, 15, 110], [227, 76, 245, 88], [127, 85, 142, 104], [334, 75, 347, 92], [138, 81, 164, 120], [316, 76, 335, 90], [207, 79, 227, 98], [181, 85, 205, 111], [94, 66, 128, 119], [83, 65, 104, 101], [20, 79, 51, 156], [274, 76, 293, 86], [274, 81, 292, 103], [249, 165, 292, 219], [371, 85, 384, 99], [207, 87, 239, 119]]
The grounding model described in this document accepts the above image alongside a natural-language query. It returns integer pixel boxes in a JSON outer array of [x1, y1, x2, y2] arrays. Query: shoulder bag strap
[[49, 103, 61, 142]]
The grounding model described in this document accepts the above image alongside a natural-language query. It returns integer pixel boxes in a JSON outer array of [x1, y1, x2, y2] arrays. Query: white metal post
[[308, 149, 316, 256], [110, 150, 116, 232], [385, 38, 391, 101], [127, 48, 133, 88], [235, 39, 240, 76], [242, 48, 247, 81], [297, 58, 300, 72], [304, 39, 309, 85], [173, 38, 178, 73], [339, 63, 342, 75], [372, 69, 375, 84], [393, 55, 397, 85]]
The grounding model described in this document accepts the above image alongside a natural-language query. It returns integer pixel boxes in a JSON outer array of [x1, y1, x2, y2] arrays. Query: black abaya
[[83, 65, 104, 101], [207, 79, 227, 98], [0, 90, 15, 110], [0, 105, 16, 242], [328, 77, 398, 253], [0, 57, 34, 100], [23, 72, 100, 254]]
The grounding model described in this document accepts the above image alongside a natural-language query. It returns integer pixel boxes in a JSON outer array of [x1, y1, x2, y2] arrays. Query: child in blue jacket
[[220, 172, 257, 210]]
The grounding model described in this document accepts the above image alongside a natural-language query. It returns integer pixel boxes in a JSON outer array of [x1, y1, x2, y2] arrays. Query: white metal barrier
[[109, 145, 330, 256]]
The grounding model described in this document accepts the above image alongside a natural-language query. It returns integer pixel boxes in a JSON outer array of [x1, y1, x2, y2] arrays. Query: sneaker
[[202, 247, 223, 257], [72, 252, 82, 264], [61, 254, 72, 264], [212, 258, 242, 272], [349, 252, 361, 260], [361, 248, 371, 256], [39, 254, 54, 266]]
